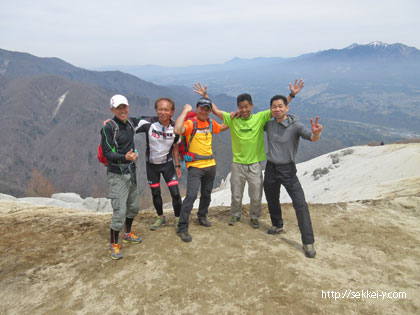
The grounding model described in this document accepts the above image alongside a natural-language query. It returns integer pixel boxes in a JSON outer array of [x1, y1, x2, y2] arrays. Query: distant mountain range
[[0, 48, 234, 200], [0, 48, 197, 105], [98, 42, 420, 132], [96, 41, 420, 82], [1, 43, 418, 202]]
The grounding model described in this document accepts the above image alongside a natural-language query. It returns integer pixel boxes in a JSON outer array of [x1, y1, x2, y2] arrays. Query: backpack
[[179, 115, 214, 166], [178, 111, 197, 161], [98, 118, 135, 166]]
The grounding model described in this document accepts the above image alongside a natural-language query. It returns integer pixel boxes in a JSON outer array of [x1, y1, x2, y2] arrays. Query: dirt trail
[[1, 195, 419, 314]]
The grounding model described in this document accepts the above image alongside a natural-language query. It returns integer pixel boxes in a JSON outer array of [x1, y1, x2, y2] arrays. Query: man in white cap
[[100, 95, 142, 260]]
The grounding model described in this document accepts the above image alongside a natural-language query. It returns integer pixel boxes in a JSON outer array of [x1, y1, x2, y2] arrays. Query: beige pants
[[230, 162, 263, 220]]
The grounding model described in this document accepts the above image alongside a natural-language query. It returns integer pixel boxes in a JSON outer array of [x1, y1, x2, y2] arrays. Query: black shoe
[[267, 226, 283, 235], [250, 218, 259, 229], [178, 231, 192, 242], [198, 217, 212, 227], [303, 244, 316, 258]]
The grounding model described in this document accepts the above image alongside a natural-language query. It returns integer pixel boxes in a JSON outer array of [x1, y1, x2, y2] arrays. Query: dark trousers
[[263, 161, 315, 245], [178, 166, 216, 232], [146, 162, 182, 217]]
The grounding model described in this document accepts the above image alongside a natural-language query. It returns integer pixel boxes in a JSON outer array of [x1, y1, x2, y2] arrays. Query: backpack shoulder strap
[[187, 119, 198, 151], [127, 117, 134, 131], [127, 117, 136, 134], [186, 118, 215, 152], [208, 118, 213, 134], [126, 118, 137, 152], [106, 120, 119, 150], [107, 119, 118, 129]]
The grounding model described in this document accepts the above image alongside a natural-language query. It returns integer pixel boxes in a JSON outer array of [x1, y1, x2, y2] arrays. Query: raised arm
[[193, 82, 225, 120], [174, 104, 193, 135], [173, 143, 182, 177], [287, 79, 304, 105], [211, 102, 225, 121], [309, 116, 323, 142]]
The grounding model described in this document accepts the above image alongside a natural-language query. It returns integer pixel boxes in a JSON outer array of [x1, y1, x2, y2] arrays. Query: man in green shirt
[[194, 80, 304, 228]]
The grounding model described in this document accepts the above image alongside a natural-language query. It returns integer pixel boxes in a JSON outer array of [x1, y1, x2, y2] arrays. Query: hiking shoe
[[303, 244, 316, 258], [198, 217, 212, 227], [110, 243, 123, 260], [228, 216, 240, 226], [268, 226, 284, 235], [250, 218, 260, 229], [174, 217, 180, 233], [150, 216, 167, 231], [178, 231, 192, 242], [122, 232, 142, 244]]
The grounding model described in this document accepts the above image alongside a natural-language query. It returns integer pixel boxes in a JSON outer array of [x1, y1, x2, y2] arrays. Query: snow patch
[[51, 90, 69, 120], [205, 143, 420, 207], [368, 41, 388, 48], [0, 60, 9, 75]]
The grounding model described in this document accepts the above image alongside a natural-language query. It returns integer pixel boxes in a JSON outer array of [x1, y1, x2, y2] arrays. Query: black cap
[[196, 97, 212, 109]]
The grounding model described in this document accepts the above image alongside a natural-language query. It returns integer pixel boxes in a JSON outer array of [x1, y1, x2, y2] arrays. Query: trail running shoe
[[178, 230, 192, 242], [303, 244, 316, 258], [250, 218, 260, 229], [110, 243, 123, 260], [267, 226, 284, 234], [122, 232, 142, 244], [174, 217, 180, 232], [150, 216, 167, 231], [228, 216, 240, 226], [198, 217, 212, 227]]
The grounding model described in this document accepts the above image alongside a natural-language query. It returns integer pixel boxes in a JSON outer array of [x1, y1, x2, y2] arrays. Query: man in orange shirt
[[174, 98, 228, 242]]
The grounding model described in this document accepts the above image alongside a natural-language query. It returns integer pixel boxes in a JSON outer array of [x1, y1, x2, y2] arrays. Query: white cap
[[110, 94, 129, 108]]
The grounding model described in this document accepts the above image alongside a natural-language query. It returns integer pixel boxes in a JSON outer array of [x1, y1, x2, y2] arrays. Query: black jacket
[[100, 116, 137, 175]]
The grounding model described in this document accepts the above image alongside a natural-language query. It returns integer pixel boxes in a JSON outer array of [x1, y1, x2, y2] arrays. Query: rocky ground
[[1, 190, 419, 314]]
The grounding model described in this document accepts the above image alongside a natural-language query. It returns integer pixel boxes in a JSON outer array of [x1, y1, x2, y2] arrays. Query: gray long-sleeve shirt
[[264, 114, 312, 164]]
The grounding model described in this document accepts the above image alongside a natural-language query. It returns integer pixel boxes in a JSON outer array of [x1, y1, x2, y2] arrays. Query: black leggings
[[146, 161, 182, 216]]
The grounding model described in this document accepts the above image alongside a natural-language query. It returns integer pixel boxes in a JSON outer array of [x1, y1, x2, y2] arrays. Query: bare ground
[[1, 193, 419, 314]]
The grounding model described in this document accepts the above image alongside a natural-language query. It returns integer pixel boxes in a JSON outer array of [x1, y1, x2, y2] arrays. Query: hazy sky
[[1, 0, 418, 68]]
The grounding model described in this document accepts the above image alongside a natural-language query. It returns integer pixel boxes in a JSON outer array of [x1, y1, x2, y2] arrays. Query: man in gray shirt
[[264, 95, 323, 258]]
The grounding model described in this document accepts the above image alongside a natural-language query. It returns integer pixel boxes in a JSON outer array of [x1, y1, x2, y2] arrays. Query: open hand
[[193, 82, 208, 98], [289, 79, 304, 96]]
